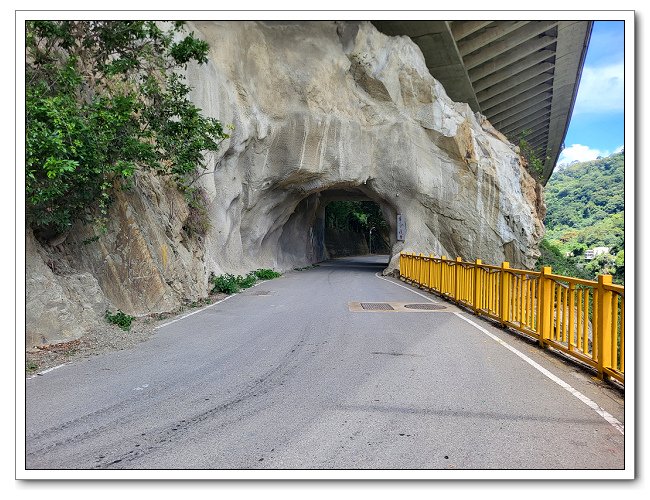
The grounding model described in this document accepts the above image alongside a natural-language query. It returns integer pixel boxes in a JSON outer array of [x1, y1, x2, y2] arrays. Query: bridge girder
[[372, 20, 592, 184]]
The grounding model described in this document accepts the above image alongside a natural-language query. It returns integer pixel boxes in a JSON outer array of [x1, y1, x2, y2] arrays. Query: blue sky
[[557, 21, 625, 165]]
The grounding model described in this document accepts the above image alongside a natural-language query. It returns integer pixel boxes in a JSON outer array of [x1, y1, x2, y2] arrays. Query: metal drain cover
[[403, 303, 446, 310], [360, 302, 395, 311]]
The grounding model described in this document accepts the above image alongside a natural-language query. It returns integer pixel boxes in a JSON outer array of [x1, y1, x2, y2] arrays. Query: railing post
[[538, 266, 552, 348], [568, 283, 575, 352], [399, 251, 404, 278], [473, 259, 482, 314], [440, 255, 447, 295], [596, 274, 613, 380], [500, 261, 510, 326], [455, 257, 462, 303], [418, 254, 426, 288]]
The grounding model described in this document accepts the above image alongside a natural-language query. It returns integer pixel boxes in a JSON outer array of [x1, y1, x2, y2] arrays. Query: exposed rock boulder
[[25, 171, 209, 349], [187, 20, 544, 273], [26, 231, 106, 348]]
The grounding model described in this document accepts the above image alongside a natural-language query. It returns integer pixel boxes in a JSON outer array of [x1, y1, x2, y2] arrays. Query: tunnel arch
[[275, 184, 398, 269]]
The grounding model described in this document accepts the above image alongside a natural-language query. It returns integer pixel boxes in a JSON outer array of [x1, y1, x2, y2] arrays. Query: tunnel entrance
[[275, 185, 397, 270], [324, 200, 390, 257]]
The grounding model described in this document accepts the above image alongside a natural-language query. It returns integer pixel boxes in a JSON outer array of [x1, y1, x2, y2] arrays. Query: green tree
[[541, 151, 624, 282], [325, 201, 388, 234], [614, 250, 625, 283], [26, 21, 229, 238], [585, 253, 617, 278], [535, 239, 591, 280]]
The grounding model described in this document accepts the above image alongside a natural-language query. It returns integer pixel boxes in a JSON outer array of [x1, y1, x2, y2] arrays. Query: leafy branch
[[26, 21, 229, 238]]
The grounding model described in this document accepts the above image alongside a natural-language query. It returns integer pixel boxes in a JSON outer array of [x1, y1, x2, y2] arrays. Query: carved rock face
[[25, 21, 545, 346], [187, 21, 544, 274]]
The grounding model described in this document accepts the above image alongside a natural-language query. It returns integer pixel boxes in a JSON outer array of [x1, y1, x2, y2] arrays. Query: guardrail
[[399, 252, 624, 384]]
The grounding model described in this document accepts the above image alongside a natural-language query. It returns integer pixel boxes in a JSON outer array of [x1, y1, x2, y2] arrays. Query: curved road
[[25, 256, 625, 471]]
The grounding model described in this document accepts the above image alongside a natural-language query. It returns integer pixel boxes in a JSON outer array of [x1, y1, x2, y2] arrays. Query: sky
[[556, 21, 625, 166]]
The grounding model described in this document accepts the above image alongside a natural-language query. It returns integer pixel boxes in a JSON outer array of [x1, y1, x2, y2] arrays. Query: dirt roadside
[[25, 292, 227, 377]]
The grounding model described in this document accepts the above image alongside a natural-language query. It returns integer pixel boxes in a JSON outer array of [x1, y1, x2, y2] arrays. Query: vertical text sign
[[397, 214, 406, 241]]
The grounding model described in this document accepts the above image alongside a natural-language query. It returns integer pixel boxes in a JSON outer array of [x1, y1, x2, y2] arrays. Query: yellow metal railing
[[399, 252, 624, 384]]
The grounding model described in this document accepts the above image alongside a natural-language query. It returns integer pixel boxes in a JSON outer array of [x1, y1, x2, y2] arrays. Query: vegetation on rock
[[26, 21, 229, 238], [518, 130, 548, 180]]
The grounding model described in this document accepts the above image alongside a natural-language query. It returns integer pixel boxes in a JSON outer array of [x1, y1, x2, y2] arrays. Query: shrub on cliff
[[26, 21, 229, 238]]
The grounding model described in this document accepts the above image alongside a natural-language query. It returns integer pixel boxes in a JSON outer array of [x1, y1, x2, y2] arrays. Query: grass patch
[[210, 268, 281, 295], [254, 268, 281, 280], [211, 273, 243, 294], [105, 310, 135, 331], [26, 361, 38, 373]]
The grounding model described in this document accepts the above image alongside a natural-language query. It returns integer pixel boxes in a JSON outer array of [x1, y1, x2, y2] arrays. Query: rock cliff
[[25, 21, 544, 347]]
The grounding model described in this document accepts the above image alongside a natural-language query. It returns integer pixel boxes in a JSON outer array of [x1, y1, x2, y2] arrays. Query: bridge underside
[[372, 20, 592, 184]]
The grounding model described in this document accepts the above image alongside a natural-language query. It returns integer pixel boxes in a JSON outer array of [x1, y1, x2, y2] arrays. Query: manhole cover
[[403, 303, 445, 310], [360, 302, 395, 311]]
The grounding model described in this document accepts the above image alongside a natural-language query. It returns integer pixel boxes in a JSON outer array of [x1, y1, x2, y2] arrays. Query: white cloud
[[558, 144, 611, 165], [614, 145, 624, 153], [573, 63, 624, 114]]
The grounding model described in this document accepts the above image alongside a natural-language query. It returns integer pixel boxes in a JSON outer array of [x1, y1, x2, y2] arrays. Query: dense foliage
[[539, 151, 624, 282], [325, 200, 390, 253], [26, 21, 229, 237], [535, 239, 592, 280], [325, 201, 388, 234]]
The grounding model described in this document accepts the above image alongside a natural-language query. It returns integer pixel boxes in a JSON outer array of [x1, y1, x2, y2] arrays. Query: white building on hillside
[[584, 247, 610, 260]]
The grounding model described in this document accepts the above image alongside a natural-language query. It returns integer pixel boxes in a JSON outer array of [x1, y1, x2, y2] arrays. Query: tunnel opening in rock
[[275, 185, 397, 269], [324, 200, 390, 258]]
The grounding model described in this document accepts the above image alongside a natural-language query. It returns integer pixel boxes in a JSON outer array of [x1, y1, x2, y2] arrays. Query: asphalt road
[[25, 256, 625, 471]]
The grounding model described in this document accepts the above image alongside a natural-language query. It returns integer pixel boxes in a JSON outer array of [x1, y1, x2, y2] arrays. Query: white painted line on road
[[155, 279, 270, 330], [27, 362, 71, 380], [155, 294, 237, 329], [374, 273, 439, 303], [454, 312, 625, 435]]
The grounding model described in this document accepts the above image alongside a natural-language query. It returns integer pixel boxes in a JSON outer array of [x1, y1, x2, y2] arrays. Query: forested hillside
[[538, 151, 624, 283]]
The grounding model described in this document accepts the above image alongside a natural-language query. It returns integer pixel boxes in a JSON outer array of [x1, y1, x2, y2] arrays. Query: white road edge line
[[454, 311, 624, 436], [28, 280, 274, 378], [374, 272, 439, 303], [155, 294, 236, 329], [155, 279, 269, 330], [373, 272, 623, 435], [27, 362, 71, 380]]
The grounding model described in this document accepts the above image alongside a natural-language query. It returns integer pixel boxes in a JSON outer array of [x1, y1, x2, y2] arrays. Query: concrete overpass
[[372, 20, 592, 184]]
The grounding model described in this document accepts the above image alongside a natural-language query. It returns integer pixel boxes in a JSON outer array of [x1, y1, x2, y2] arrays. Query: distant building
[[584, 247, 610, 260]]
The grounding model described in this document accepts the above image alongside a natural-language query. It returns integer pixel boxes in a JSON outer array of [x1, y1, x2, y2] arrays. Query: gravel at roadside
[[25, 292, 227, 376]]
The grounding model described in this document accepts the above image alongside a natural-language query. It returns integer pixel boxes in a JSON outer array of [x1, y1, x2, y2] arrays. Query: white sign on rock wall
[[397, 214, 406, 241]]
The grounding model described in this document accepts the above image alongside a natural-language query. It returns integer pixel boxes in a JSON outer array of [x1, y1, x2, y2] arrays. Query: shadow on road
[[316, 255, 391, 272]]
